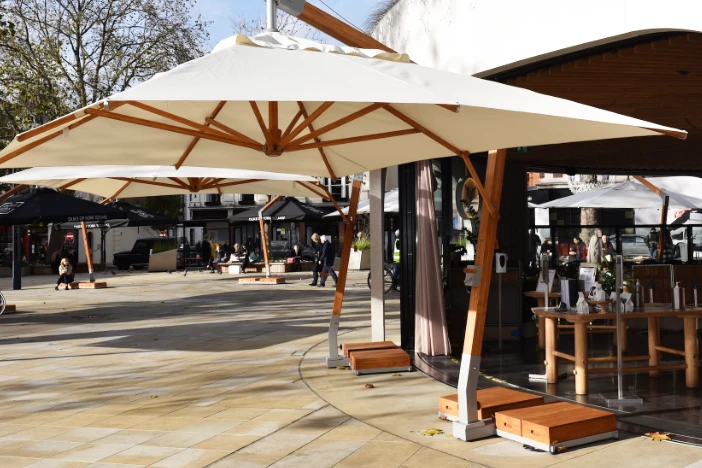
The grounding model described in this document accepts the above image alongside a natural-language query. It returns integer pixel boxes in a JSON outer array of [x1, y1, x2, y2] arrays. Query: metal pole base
[[528, 372, 568, 381], [452, 419, 496, 441], [325, 356, 349, 368], [599, 392, 643, 407]]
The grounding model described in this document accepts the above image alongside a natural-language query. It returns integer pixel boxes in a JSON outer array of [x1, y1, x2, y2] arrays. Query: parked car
[[620, 234, 651, 259], [113, 238, 177, 270], [269, 240, 316, 261]]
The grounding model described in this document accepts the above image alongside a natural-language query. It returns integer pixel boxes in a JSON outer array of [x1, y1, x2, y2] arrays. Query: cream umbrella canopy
[[0, 165, 335, 278]]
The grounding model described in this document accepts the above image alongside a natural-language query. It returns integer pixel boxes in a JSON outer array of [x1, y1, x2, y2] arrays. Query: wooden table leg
[[537, 297, 546, 350], [648, 317, 660, 377], [574, 321, 588, 395], [620, 317, 628, 352], [684, 317, 699, 388], [545, 317, 557, 383]]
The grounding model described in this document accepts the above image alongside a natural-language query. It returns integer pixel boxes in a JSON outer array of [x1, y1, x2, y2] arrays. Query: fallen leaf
[[420, 428, 444, 437], [336, 366, 349, 370], [555, 446, 568, 454], [439, 416, 448, 421], [364, 383, 375, 389], [645, 432, 671, 442], [391, 373, 401, 377], [150, 395, 158, 399]]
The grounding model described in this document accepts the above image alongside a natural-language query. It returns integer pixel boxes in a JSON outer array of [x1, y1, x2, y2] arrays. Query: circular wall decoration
[[456, 178, 481, 220]]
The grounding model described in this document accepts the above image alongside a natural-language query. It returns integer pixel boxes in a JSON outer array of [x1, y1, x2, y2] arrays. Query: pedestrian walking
[[587, 229, 603, 264], [318, 235, 338, 287], [309, 233, 322, 286]]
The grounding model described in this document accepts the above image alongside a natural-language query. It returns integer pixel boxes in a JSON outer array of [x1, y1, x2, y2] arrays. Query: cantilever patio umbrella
[[0, 27, 687, 439], [0, 166, 333, 277]]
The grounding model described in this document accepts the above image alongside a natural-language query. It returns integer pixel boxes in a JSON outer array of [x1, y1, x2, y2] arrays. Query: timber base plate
[[238, 277, 286, 284]]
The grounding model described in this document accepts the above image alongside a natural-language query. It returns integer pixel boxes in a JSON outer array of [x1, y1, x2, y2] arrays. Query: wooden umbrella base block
[[342, 341, 398, 358], [59, 282, 107, 290], [349, 348, 412, 375], [77, 282, 107, 289], [1, 305, 17, 314], [439, 387, 544, 422], [238, 277, 286, 284], [494, 401, 617, 452]]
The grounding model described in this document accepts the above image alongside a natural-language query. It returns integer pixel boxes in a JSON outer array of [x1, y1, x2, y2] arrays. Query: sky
[[193, 0, 384, 49]]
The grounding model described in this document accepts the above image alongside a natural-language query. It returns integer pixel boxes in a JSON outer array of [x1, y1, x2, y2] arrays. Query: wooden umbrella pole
[[325, 176, 362, 367], [258, 195, 280, 277], [454, 149, 507, 441], [80, 221, 95, 282]]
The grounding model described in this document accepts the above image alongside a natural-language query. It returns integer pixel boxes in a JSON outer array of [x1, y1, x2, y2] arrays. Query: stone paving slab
[[0, 271, 695, 467]]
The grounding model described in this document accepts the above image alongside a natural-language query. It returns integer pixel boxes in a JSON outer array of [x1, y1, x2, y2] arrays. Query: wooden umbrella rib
[[269, 101, 279, 137], [166, 177, 191, 190], [282, 109, 304, 140], [278, 101, 334, 148], [84, 109, 261, 150], [437, 104, 460, 113], [175, 101, 227, 169], [249, 101, 271, 146], [213, 179, 264, 189], [383, 105, 462, 155], [204, 118, 261, 146], [460, 152, 498, 220], [285, 103, 385, 149], [102, 180, 132, 202], [17, 114, 77, 142], [0, 114, 98, 166], [58, 178, 86, 190], [633, 175, 663, 196], [296, 180, 330, 201], [122, 101, 235, 140], [0, 184, 26, 202], [112, 177, 183, 190], [306, 181, 350, 225], [297, 102, 337, 180], [287, 129, 420, 152]]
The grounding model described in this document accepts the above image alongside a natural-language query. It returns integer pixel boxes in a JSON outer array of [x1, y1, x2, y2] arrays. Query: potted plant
[[148, 239, 178, 272], [349, 235, 371, 270]]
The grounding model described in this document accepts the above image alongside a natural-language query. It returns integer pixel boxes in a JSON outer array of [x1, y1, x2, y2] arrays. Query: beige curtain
[[414, 160, 450, 356]]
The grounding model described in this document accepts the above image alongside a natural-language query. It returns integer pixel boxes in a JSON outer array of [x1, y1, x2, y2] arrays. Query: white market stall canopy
[[0, 166, 328, 200], [325, 189, 399, 217], [0, 33, 686, 180], [536, 180, 702, 210]]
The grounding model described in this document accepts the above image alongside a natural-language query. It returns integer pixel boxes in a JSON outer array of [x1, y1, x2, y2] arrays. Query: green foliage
[[352, 236, 371, 251], [0, 0, 210, 193], [151, 239, 177, 254], [140, 195, 182, 230]]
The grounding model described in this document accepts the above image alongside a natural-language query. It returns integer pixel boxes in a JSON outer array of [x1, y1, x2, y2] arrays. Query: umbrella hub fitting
[[263, 144, 284, 157]]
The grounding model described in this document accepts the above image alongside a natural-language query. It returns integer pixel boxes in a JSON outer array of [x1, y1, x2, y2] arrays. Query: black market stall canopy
[[229, 197, 332, 223], [0, 188, 125, 226]]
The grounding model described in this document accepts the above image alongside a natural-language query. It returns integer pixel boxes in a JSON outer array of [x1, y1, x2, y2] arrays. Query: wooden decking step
[[439, 387, 544, 421], [349, 348, 412, 374], [495, 401, 617, 445], [77, 282, 107, 289], [238, 277, 286, 284], [342, 341, 398, 358]]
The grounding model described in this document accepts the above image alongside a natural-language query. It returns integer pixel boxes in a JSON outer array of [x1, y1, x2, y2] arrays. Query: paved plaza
[[0, 270, 698, 467]]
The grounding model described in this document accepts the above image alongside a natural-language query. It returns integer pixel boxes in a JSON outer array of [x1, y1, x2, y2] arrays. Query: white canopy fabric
[[0, 32, 685, 177], [0, 166, 325, 199], [325, 189, 399, 216], [536, 180, 702, 210]]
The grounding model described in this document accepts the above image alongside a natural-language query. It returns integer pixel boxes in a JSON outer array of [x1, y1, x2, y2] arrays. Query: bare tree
[[231, 10, 324, 42], [0, 0, 210, 115]]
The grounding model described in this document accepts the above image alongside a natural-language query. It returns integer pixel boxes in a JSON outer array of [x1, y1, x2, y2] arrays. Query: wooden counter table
[[524, 291, 561, 349], [532, 305, 702, 395]]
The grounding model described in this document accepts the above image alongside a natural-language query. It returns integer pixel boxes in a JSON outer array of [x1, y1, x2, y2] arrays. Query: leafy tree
[[0, 0, 210, 192], [140, 195, 183, 228]]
